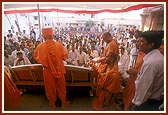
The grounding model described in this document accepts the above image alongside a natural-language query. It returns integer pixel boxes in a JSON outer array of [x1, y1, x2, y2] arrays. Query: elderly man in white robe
[[118, 46, 130, 85], [66, 46, 79, 66]]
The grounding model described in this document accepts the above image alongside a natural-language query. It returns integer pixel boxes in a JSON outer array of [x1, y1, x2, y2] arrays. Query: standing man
[[122, 36, 145, 111], [33, 27, 70, 110], [91, 32, 119, 66], [130, 30, 164, 111]]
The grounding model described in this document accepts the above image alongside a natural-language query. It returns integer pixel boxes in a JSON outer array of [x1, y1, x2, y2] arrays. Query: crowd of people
[[4, 25, 141, 68], [4, 24, 164, 111]]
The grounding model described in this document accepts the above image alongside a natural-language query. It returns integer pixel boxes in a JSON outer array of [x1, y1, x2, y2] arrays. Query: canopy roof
[[3, 2, 162, 14]]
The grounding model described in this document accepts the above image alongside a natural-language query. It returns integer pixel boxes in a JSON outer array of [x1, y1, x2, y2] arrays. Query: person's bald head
[[102, 32, 113, 43]]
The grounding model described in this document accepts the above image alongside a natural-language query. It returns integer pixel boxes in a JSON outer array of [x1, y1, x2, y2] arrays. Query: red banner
[[4, 4, 160, 14]]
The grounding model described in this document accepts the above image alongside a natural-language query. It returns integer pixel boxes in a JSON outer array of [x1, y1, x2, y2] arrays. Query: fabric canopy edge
[[4, 4, 161, 14]]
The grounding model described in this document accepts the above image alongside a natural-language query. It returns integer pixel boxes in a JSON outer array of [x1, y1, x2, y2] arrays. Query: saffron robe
[[33, 39, 68, 104], [92, 64, 121, 110], [97, 39, 119, 65], [104, 39, 120, 63], [4, 67, 21, 110], [122, 51, 145, 110]]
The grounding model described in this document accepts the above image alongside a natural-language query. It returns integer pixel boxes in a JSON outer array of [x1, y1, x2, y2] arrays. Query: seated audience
[[4, 50, 14, 67], [14, 52, 31, 66], [66, 46, 79, 66], [77, 47, 86, 66], [11, 44, 26, 60], [118, 46, 130, 85]]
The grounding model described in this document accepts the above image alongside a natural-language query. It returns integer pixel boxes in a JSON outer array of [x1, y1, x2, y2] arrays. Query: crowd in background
[[4, 25, 145, 68], [4, 23, 164, 111], [4, 24, 164, 86]]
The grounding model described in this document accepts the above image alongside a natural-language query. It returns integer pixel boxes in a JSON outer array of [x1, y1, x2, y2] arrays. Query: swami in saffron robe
[[33, 36, 68, 109], [104, 39, 119, 59], [92, 64, 121, 110], [4, 66, 21, 110], [122, 51, 145, 110]]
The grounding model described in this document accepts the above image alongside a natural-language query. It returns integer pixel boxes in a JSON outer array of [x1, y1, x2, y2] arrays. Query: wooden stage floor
[[11, 86, 96, 111]]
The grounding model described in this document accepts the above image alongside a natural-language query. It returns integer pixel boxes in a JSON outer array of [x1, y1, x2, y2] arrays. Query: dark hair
[[140, 30, 164, 49], [16, 52, 23, 56], [134, 30, 143, 39]]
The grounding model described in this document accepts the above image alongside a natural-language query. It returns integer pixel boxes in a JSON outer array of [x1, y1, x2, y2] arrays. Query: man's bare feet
[[62, 101, 70, 110], [49, 102, 56, 110]]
